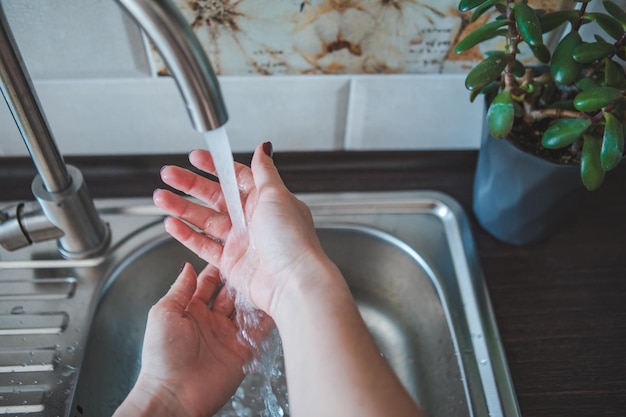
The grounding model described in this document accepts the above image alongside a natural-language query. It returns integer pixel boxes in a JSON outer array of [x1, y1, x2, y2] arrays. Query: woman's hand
[[153, 143, 336, 315], [113, 263, 251, 417]]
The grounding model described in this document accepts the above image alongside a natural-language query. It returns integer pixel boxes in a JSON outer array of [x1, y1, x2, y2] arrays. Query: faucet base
[[32, 165, 111, 259]]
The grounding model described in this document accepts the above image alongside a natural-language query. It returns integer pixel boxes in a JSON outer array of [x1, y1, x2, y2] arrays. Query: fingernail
[[262, 141, 273, 158], [179, 262, 187, 273]]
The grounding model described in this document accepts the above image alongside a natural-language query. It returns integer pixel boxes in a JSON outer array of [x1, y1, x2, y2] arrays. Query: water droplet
[[10, 306, 25, 314], [480, 359, 488, 366], [66, 346, 75, 354], [60, 365, 76, 377]]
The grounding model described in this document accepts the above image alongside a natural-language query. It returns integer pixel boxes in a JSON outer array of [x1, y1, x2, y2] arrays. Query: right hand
[[153, 142, 337, 316]]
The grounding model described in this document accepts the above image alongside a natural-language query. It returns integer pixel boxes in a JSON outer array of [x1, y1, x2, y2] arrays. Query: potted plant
[[455, 0, 626, 245]]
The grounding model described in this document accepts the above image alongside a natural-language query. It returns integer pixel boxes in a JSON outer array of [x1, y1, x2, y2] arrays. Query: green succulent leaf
[[455, 20, 510, 54], [465, 54, 509, 91], [459, 0, 490, 12], [469, 80, 501, 102], [605, 58, 626, 88], [601, 111, 625, 170], [572, 41, 617, 63], [574, 86, 624, 112], [548, 100, 576, 110], [487, 90, 515, 138], [513, 59, 526, 77], [539, 10, 580, 33], [471, 0, 504, 22], [551, 32, 583, 85], [586, 12, 625, 40], [603, 0, 626, 27], [530, 43, 551, 63], [484, 51, 526, 76], [541, 118, 592, 149], [575, 77, 601, 91], [581, 134, 606, 190], [514, 3, 544, 47]]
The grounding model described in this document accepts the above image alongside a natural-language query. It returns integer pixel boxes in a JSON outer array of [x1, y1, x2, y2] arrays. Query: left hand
[[114, 263, 253, 417]]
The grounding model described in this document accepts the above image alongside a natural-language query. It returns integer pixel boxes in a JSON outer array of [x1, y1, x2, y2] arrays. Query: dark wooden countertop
[[2, 151, 625, 416]]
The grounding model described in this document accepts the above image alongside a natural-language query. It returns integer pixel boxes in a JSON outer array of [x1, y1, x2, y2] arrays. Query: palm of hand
[[138, 264, 251, 417], [221, 188, 319, 313]]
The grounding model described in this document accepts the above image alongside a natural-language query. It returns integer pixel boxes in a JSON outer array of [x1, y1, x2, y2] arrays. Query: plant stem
[[572, 2, 587, 32], [527, 108, 589, 121], [504, 0, 518, 92]]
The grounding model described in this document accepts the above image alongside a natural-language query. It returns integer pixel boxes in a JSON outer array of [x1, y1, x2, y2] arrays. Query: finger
[[250, 142, 285, 191], [212, 284, 236, 317], [160, 165, 227, 213], [193, 264, 222, 305], [162, 263, 197, 309], [164, 217, 225, 267], [189, 149, 255, 197], [153, 189, 231, 242]]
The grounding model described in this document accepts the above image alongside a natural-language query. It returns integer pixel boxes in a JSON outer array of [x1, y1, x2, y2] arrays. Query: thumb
[[251, 141, 284, 190]]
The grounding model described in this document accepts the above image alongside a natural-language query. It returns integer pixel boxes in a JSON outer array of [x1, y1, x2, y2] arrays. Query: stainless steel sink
[[0, 191, 520, 417]]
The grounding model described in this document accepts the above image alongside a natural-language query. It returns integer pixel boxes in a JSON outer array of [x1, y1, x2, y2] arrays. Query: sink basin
[[0, 191, 520, 417]]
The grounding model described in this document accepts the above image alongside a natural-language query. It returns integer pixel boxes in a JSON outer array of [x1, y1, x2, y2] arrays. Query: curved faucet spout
[[117, 0, 228, 132], [0, 0, 228, 259]]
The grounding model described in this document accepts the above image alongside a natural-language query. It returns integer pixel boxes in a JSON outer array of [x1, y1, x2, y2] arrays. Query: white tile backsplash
[[221, 76, 350, 152], [0, 75, 484, 156], [345, 75, 484, 150]]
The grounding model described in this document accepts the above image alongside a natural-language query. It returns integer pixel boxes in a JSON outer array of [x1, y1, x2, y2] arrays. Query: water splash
[[215, 293, 288, 417], [203, 126, 246, 236]]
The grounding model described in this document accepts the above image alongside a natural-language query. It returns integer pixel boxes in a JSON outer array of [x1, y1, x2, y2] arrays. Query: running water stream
[[204, 127, 246, 236], [203, 127, 288, 417]]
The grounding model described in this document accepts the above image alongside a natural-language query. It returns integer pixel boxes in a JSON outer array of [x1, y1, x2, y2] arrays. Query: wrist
[[269, 252, 351, 327], [114, 374, 190, 417]]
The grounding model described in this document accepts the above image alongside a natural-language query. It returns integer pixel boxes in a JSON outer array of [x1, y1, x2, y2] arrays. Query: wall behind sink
[[0, 0, 621, 155]]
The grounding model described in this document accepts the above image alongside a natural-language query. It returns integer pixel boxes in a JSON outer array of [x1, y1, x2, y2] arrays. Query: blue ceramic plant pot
[[472, 128, 585, 246]]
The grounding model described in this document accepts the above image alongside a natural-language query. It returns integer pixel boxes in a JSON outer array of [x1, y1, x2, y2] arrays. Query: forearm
[[273, 257, 424, 417]]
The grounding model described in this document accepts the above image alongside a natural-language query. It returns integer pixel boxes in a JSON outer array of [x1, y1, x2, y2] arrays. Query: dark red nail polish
[[262, 141, 273, 158], [179, 262, 187, 273]]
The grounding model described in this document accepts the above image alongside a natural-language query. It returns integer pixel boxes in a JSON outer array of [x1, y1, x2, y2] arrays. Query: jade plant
[[455, 0, 626, 190]]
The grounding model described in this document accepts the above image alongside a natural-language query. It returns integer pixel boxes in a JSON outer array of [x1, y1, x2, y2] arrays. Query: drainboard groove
[[0, 348, 57, 374], [0, 278, 77, 301], [0, 385, 48, 415], [0, 313, 69, 336]]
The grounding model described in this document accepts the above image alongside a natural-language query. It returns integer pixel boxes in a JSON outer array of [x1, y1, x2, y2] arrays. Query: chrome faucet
[[0, 0, 228, 258]]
